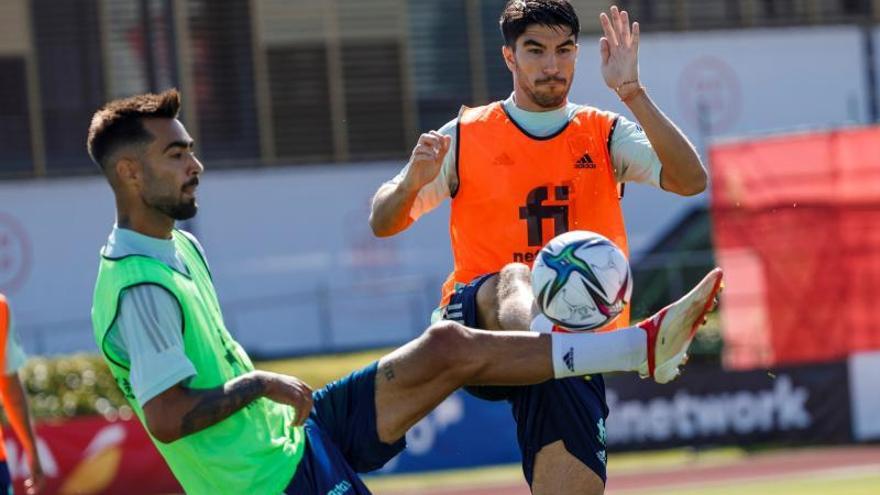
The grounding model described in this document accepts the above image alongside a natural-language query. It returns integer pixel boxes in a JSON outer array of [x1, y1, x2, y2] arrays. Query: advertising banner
[[378, 361, 854, 474], [4, 416, 179, 495], [605, 361, 852, 451], [711, 126, 880, 368]]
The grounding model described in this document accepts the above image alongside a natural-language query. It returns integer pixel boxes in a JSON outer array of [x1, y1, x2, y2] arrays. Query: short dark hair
[[499, 0, 580, 47], [87, 89, 181, 170]]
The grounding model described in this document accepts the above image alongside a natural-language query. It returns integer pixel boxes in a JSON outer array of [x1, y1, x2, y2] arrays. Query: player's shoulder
[[459, 101, 506, 124], [438, 116, 458, 137], [570, 103, 618, 121]]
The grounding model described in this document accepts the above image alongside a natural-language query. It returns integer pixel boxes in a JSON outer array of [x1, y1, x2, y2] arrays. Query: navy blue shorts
[[285, 362, 406, 494], [0, 461, 9, 495], [445, 275, 609, 484]]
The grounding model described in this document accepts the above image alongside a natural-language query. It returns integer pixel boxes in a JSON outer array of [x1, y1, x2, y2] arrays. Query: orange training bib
[[442, 102, 630, 327]]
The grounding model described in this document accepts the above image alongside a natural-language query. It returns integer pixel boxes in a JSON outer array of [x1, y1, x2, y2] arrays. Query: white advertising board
[[849, 351, 880, 441], [0, 163, 452, 356]]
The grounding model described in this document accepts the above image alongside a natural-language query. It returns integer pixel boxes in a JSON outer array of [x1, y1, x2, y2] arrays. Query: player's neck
[[116, 202, 175, 240]]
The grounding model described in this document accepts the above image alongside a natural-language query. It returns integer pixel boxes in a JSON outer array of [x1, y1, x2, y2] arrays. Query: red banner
[[3, 416, 179, 495], [710, 126, 880, 369]]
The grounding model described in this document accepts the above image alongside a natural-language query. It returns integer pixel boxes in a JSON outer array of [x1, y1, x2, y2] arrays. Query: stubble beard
[[518, 71, 571, 109], [144, 193, 198, 221]]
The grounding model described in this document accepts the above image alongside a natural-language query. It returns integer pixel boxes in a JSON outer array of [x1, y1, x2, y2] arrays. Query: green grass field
[[258, 348, 387, 388]]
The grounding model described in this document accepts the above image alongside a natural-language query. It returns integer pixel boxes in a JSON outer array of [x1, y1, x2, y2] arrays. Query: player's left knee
[[498, 264, 532, 300], [422, 321, 483, 377], [423, 321, 475, 359], [499, 262, 531, 285]]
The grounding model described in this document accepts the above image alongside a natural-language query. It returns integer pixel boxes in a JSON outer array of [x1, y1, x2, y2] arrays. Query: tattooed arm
[[142, 370, 313, 443]]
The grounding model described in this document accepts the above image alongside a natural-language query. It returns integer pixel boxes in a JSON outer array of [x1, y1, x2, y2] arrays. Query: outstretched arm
[[142, 370, 313, 443], [370, 131, 451, 237], [0, 373, 44, 494], [599, 6, 707, 196]]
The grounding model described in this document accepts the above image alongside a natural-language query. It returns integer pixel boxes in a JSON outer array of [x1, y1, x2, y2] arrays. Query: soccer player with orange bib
[[0, 294, 44, 494], [371, 2, 711, 493]]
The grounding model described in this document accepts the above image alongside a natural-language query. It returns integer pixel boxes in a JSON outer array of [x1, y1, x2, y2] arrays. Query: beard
[[518, 71, 570, 109], [155, 199, 198, 220], [144, 178, 200, 221]]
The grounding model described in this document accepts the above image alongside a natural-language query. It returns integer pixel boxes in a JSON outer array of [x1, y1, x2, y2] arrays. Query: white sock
[[551, 327, 647, 378]]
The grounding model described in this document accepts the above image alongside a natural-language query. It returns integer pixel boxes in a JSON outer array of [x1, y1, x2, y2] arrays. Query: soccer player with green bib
[[88, 90, 720, 494]]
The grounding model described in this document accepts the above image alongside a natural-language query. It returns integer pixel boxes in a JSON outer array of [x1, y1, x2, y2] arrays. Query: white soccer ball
[[531, 230, 632, 331]]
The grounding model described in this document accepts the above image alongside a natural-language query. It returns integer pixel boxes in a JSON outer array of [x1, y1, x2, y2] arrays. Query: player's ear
[[115, 156, 141, 185], [503, 44, 518, 73]]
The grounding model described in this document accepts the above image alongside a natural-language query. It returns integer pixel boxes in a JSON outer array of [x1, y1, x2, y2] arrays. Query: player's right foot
[[637, 268, 723, 384]]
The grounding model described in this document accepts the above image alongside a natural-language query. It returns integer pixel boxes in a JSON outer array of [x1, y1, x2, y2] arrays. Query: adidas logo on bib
[[574, 153, 596, 169]]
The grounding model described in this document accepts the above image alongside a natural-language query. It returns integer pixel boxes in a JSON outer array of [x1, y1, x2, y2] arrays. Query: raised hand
[[599, 6, 640, 97], [402, 131, 451, 192]]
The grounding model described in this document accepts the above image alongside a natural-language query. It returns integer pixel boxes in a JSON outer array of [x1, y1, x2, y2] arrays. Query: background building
[[2, 0, 878, 356]]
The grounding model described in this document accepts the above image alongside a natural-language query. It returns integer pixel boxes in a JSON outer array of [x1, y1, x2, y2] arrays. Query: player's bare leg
[[373, 308, 609, 493], [373, 268, 722, 475], [475, 262, 535, 331], [476, 263, 607, 494], [492, 266, 722, 494], [373, 263, 546, 444], [374, 322, 553, 443], [532, 440, 605, 495]]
